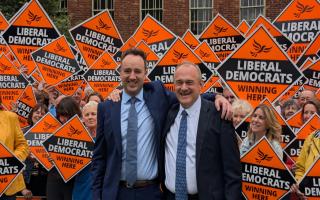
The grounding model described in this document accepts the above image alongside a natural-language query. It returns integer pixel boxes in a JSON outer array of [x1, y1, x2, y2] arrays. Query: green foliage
[[0, 0, 73, 44]]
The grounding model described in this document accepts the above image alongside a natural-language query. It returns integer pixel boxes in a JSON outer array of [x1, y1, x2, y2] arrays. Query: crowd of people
[[0, 48, 319, 200]]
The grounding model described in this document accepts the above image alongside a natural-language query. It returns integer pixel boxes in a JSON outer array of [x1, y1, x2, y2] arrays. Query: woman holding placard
[[240, 104, 283, 158]]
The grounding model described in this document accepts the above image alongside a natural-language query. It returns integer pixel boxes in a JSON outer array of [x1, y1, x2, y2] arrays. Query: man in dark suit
[[91, 48, 231, 200], [160, 62, 241, 200]]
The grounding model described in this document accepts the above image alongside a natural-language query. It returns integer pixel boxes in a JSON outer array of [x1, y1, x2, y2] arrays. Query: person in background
[[281, 99, 299, 120], [231, 99, 253, 127], [297, 90, 315, 109], [301, 99, 320, 124], [21, 103, 49, 198], [240, 104, 283, 158], [72, 87, 83, 106], [46, 97, 82, 200], [86, 91, 104, 103], [72, 101, 98, 200], [222, 87, 236, 104], [0, 97, 29, 200]]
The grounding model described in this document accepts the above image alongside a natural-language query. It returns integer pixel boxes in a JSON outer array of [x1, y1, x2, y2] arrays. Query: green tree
[[0, 0, 72, 44]]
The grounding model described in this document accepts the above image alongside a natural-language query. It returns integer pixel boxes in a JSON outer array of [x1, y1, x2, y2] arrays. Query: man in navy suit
[[160, 62, 241, 200], [91, 48, 231, 200]]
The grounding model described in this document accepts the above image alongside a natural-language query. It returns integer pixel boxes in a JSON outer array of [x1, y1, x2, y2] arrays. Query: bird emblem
[[185, 42, 197, 50], [101, 59, 111, 67], [21, 93, 32, 101], [213, 25, 228, 36], [96, 18, 111, 31], [0, 62, 10, 73], [142, 28, 159, 42], [68, 125, 82, 136], [199, 49, 210, 58], [294, 1, 314, 18], [54, 43, 67, 53], [250, 40, 272, 57], [26, 11, 42, 25], [255, 148, 273, 164], [172, 50, 188, 63], [43, 121, 58, 131]]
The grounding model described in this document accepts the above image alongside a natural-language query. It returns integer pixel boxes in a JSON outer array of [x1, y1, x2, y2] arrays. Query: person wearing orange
[[0, 97, 29, 200]]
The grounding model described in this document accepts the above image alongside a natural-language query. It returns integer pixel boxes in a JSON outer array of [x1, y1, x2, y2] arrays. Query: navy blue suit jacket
[[91, 81, 177, 200]]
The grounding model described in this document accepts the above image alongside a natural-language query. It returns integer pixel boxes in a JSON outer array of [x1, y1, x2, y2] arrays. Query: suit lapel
[[196, 98, 210, 172], [111, 100, 122, 154]]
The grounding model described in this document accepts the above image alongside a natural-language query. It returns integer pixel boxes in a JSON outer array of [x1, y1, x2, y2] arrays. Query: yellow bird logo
[[294, 1, 314, 18], [26, 11, 42, 25], [250, 40, 272, 57]]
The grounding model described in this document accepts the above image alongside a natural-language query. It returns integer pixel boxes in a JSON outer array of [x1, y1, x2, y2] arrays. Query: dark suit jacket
[[91, 81, 177, 200], [160, 98, 242, 200]]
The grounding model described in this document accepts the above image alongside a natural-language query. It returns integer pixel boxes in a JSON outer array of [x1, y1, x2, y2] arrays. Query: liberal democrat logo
[[294, 1, 314, 18], [96, 18, 111, 31], [213, 25, 228, 36], [26, 10, 42, 25], [255, 148, 273, 164], [250, 40, 272, 57], [172, 50, 188, 63], [142, 28, 159, 42]]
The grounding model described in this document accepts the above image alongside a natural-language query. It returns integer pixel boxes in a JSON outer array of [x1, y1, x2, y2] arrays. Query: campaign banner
[[0, 12, 10, 56], [296, 33, 320, 67], [2, 0, 60, 76], [132, 14, 176, 57], [216, 26, 303, 107], [235, 116, 251, 141], [273, 0, 320, 62], [262, 99, 296, 148], [246, 15, 293, 52], [182, 29, 200, 50], [135, 40, 159, 75], [241, 137, 296, 200], [277, 75, 307, 103], [0, 142, 25, 197], [42, 116, 94, 182], [237, 20, 250, 35], [286, 108, 303, 134], [113, 37, 137, 64], [15, 85, 37, 128], [302, 59, 320, 91], [148, 38, 212, 91], [55, 71, 84, 97], [71, 45, 89, 73], [199, 13, 245, 61], [83, 51, 120, 99], [0, 54, 28, 110], [24, 113, 61, 171], [299, 156, 320, 199], [32, 36, 80, 86], [70, 10, 123, 67], [284, 114, 320, 162]]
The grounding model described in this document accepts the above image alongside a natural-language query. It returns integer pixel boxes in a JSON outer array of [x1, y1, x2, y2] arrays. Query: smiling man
[[160, 62, 241, 200]]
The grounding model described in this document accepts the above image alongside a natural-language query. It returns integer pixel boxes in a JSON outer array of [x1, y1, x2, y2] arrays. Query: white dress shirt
[[165, 96, 201, 194]]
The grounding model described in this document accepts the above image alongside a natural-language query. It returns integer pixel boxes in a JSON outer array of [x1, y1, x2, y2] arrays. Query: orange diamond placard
[[42, 116, 94, 182]]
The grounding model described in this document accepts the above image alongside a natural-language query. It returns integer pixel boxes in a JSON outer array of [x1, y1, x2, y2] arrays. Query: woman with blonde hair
[[232, 99, 253, 127], [240, 104, 283, 158]]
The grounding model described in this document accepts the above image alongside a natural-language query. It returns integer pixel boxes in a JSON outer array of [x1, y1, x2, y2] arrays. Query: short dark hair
[[86, 91, 104, 103], [28, 103, 48, 126], [56, 96, 82, 122], [120, 48, 147, 69]]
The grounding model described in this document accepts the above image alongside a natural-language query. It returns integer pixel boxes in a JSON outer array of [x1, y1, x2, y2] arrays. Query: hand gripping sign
[[24, 113, 61, 171], [32, 35, 81, 86], [147, 38, 212, 91], [70, 9, 123, 67], [2, 0, 60, 76], [299, 155, 320, 199], [83, 51, 120, 100], [42, 116, 95, 182], [284, 113, 320, 162], [131, 14, 177, 57], [273, 0, 320, 62], [0, 54, 28, 110], [0, 142, 25, 197], [216, 25, 303, 107], [199, 13, 245, 61], [241, 137, 296, 200]]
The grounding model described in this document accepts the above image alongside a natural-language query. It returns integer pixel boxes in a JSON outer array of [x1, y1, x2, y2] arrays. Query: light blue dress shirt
[[120, 90, 158, 180]]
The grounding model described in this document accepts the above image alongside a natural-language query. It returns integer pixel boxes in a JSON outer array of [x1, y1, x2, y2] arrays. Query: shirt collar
[[179, 96, 201, 117], [122, 89, 144, 104]]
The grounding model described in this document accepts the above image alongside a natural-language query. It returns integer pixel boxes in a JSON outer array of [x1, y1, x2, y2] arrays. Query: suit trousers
[[117, 183, 162, 200], [165, 191, 199, 200]]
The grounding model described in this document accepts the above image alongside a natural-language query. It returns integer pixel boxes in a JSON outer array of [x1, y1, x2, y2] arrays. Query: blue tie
[[126, 97, 138, 186], [175, 110, 188, 200]]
